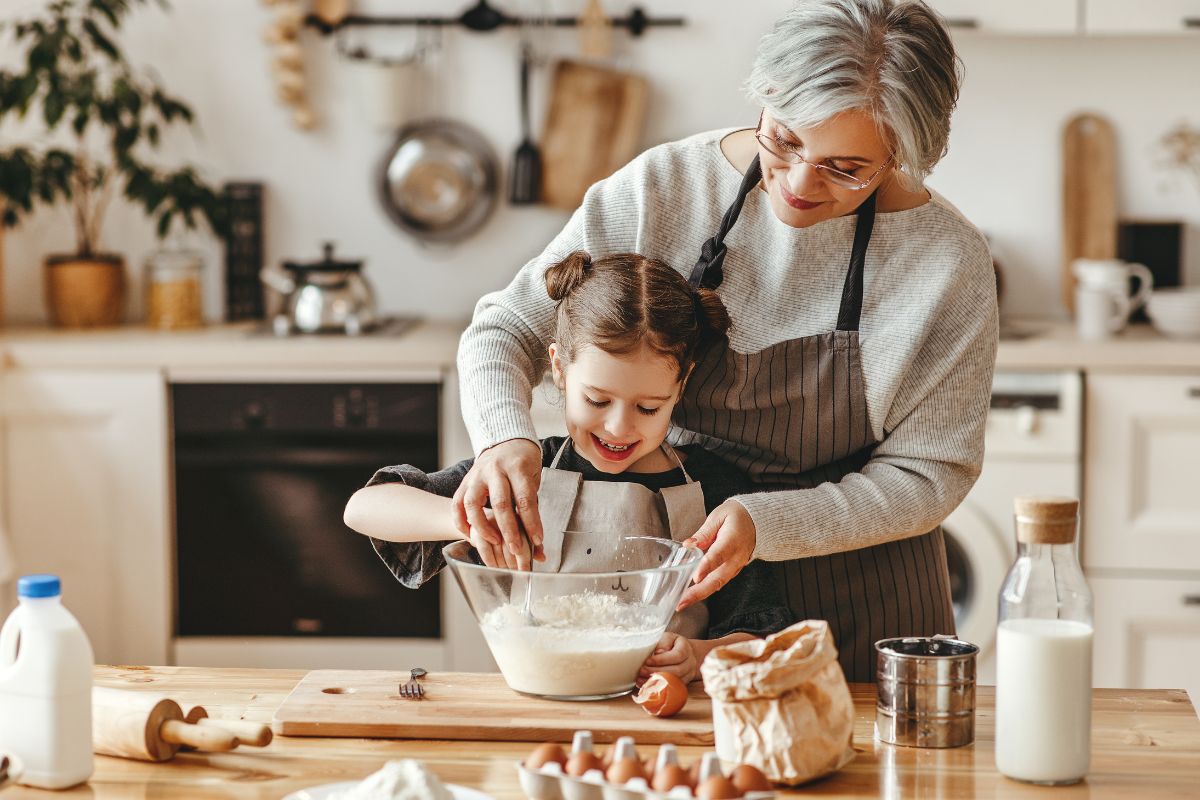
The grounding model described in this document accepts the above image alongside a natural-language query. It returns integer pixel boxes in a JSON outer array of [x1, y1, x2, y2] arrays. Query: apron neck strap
[[835, 189, 878, 332], [548, 437, 572, 469], [551, 437, 695, 483], [689, 152, 881, 331], [689, 156, 763, 290], [661, 443, 693, 483]]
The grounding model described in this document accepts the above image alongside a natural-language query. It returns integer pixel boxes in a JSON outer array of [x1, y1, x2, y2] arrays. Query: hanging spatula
[[509, 42, 542, 205]]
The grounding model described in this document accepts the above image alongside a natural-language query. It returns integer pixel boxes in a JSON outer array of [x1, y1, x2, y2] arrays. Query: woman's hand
[[453, 438, 545, 567], [638, 632, 701, 685], [676, 499, 756, 610], [468, 510, 539, 569]]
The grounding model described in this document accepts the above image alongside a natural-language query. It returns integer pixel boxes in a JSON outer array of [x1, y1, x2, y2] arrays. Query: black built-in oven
[[172, 382, 441, 639]]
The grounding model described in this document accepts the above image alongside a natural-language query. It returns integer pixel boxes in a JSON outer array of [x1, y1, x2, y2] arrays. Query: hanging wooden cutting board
[[1062, 112, 1118, 315], [540, 60, 649, 211], [271, 670, 714, 744]]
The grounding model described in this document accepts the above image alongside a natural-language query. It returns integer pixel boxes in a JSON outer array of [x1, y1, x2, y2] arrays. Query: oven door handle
[[175, 444, 421, 468]]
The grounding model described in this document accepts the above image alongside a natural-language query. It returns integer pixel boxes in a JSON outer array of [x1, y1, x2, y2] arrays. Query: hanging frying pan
[[377, 118, 500, 244]]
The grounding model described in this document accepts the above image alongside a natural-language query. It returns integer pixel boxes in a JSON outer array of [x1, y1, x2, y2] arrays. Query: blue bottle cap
[[17, 574, 61, 598]]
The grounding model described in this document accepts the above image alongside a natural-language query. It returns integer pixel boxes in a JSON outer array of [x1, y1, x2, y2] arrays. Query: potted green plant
[[0, 0, 226, 327]]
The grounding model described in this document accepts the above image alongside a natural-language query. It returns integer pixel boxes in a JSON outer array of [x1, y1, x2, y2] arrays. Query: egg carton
[[516, 733, 776, 800]]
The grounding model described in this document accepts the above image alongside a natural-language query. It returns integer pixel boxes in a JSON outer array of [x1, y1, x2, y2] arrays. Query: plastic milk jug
[[995, 497, 1093, 785], [0, 574, 94, 789]]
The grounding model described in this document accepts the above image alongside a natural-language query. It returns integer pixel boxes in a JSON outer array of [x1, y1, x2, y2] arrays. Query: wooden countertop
[[3, 666, 1197, 798], [3, 319, 1200, 374], [995, 320, 1200, 372]]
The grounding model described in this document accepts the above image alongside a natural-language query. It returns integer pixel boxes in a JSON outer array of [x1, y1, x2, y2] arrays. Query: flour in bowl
[[327, 759, 453, 800], [481, 591, 663, 697]]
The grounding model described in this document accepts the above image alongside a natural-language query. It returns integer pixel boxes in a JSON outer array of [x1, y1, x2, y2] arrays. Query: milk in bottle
[[995, 496, 1092, 785]]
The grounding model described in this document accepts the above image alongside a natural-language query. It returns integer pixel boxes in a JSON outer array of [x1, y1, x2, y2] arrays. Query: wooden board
[[94, 666, 1200, 799], [271, 670, 714, 744], [1062, 112, 1118, 314], [540, 60, 649, 211]]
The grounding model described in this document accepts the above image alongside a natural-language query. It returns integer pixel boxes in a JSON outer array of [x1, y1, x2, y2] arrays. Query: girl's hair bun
[[694, 287, 732, 338], [544, 250, 593, 302]]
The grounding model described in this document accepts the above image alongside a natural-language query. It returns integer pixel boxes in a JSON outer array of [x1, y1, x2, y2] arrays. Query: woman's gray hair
[[745, 0, 962, 188]]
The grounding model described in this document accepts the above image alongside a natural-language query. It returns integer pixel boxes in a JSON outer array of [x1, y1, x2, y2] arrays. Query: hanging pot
[[377, 119, 500, 244]]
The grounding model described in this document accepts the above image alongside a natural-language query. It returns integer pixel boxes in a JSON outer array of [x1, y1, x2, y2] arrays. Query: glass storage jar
[[145, 248, 203, 329]]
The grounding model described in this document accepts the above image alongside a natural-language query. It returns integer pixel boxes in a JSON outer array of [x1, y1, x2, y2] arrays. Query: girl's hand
[[676, 499, 756, 610], [638, 632, 700, 685], [453, 438, 545, 566]]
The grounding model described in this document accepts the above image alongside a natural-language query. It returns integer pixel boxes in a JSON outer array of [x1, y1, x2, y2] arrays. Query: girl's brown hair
[[544, 251, 731, 380]]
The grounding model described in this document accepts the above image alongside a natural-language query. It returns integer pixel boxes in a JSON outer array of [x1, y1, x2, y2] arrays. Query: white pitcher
[[1072, 258, 1153, 340]]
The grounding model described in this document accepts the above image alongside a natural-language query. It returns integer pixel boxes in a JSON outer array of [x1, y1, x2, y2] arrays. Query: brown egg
[[606, 756, 647, 785], [633, 672, 689, 718], [652, 763, 694, 793], [729, 764, 772, 794], [566, 751, 604, 778], [697, 775, 743, 800], [525, 742, 568, 770]]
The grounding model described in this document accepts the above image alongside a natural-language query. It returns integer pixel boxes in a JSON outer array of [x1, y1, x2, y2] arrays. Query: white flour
[[481, 591, 663, 697], [327, 759, 453, 800]]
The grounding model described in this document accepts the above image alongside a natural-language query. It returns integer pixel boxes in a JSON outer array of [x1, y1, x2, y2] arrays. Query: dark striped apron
[[674, 156, 954, 682]]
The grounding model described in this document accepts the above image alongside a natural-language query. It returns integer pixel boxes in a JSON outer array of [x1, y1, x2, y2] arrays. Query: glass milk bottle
[[995, 496, 1093, 785]]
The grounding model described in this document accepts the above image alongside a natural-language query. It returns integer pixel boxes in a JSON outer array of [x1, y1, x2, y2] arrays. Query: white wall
[[3, 1, 1200, 324]]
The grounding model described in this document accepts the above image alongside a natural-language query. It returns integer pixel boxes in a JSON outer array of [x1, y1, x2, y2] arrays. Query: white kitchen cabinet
[[0, 369, 169, 666], [1083, 373, 1200, 572], [1092, 575, 1200, 696], [1084, 0, 1200, 34], [926, 1, 1080, 34]]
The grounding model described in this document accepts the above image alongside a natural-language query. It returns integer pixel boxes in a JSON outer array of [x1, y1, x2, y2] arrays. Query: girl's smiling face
[[549, 343, 686, 474]]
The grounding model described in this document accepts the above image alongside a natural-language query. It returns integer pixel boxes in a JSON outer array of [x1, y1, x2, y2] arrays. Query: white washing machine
[[941, 370, 1082, 684]]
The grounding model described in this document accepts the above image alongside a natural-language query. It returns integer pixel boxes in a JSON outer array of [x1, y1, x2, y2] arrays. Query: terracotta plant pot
[[44, 253, 126, 327]]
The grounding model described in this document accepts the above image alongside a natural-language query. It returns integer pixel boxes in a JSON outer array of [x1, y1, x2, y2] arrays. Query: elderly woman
[[452, 0, 997, 682]]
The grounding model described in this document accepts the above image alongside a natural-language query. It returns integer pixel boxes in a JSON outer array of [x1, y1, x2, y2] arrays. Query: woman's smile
[[779, 184, 824, 210]]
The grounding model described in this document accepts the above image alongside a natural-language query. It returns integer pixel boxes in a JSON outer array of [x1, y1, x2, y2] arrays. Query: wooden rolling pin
[[93, 687, 239, 762], [181, 702, 273, 747]]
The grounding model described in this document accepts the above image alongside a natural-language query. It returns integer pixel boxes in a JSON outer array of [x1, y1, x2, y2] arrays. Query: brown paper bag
[[700, 620, 855, 785]]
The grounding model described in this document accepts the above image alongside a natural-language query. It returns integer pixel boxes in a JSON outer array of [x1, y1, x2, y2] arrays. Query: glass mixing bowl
[[443, 537, 702, 701]]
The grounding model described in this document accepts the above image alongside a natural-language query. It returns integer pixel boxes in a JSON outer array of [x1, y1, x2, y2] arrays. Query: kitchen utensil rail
[[303, 2, 684, 37]]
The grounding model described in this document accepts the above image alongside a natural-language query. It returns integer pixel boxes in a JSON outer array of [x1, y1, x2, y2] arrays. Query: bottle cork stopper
[[1013, 495, 1079, 544]]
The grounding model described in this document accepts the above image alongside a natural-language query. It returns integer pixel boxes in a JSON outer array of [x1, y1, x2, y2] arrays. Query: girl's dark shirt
[[365, 436, 791, 639]]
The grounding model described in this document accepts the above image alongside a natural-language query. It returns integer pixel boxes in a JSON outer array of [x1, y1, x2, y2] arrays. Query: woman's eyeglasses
[[754, 112, 892, 191]]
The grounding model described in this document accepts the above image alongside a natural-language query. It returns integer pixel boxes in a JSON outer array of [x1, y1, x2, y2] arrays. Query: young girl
[[344, 250, 789, 683]]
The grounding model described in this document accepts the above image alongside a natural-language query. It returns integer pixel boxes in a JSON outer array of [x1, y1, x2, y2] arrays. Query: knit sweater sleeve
[[456, 155, 652, 454], [737, 234, 1000, 561]]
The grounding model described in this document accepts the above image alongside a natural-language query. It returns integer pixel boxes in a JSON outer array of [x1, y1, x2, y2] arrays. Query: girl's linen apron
[[533, 439, 709, 637], [675, 156, 954, 681]]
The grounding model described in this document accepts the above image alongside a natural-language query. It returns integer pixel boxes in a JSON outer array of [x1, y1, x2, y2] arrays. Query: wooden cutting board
[[272, 670, 714, 744], [1062, 112, 1118, 314], [540, 60, 649, 210]]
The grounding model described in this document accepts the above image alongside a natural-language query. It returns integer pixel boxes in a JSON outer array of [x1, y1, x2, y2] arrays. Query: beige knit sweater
[[457, 128, 999, 562]]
